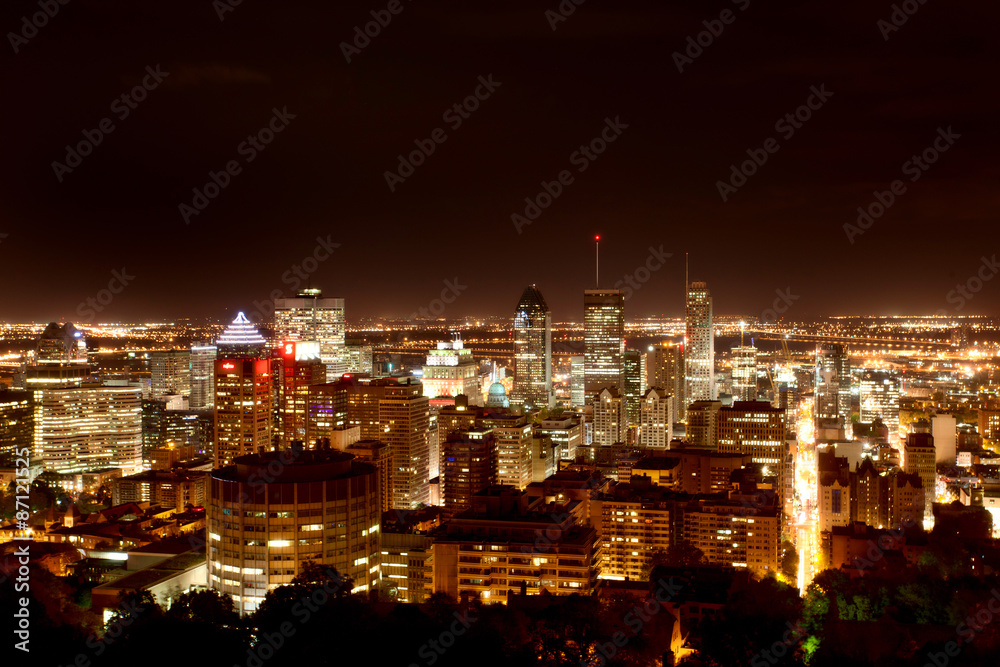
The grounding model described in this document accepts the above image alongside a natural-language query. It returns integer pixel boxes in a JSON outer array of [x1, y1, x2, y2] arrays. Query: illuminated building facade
[[512, 284, 553, 410], [623, 349, 645, 426], [903, 432, 936, 524], [482, 414, 533, 490], [592, 492, 673, 581], [422, 338, 480, 405], [593, 387, 626, 447], [683, 491, 780, 575], [638, 387, 672, 449], [859, 370, 900, 442], [815, 343, 851, 436], [685, 281, 715, 402], [647, 342, 684, 420], [208, 448, 380, 615], [717, 401, 787, 499], [534, 416, 583, 462], [570, 355, 585, 407], [278, 341, 327, 449], [583, 290, 625, 404], [214, 313, 273, 467], [36, 384, 143, 475], [274, 289, 346, 381], [686, 400, 721, 450], [731, 346, 758, 402], [0, 390, 32, 460], [189, 344, 217, 410], [442, 428, 498, 512], [150, 349, 191, 400], [431, 487, 600, 602]]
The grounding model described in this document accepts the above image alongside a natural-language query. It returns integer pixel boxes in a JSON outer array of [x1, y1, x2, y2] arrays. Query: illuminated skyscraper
[[731, 346, 758, 402], [189, 344, 217, 410], [647, 342, 685, 420], [442, 427, 498, 512], [214, 313, 273, 467], [274, 288, 346, 381], [278, 341, 327, 448], [638, 387, 672, 449], [512, 285, 553, 410], [860, 370, 900, 442], [422, 337, 480, 405], [150, 349, 191, 400], [623, 349, 645, 426], [815, 344, 851, 435], [584, 289, 625, 404], [570, 355, 585, 407], [685, 281, 715, 402], [593, 387, 626, 447]]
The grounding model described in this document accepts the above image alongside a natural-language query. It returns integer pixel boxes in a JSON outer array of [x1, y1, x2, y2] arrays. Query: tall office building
[[0, 390, 32, 460], [214, 313, 273, 467], [583, 290, 625, 404], [422, 338, 480, 405], [35, 384, 143, 475], [717, 401, 787, 500], [189, 344, 217, 410], [278, 341, 327, 449], [622, 349, 645, 426], [859, 370, 900, 442], [686, 400, 722, 449], [344, 344, 373, 375], [638, 387, 672, 449], [903, 432, 936, 524], [593, 387, 626, 447], [274, 288, 346, 381], [815, 344, 851, 435], [685, 281, 715, 402], [570, 355, 585, 407], [150, 349, 191, 400], [441, 428, 498, 512], [208, 448, 379, 614], [647, 342, 685, 421], [731, 346, 758, 402], [511, 285, 553, 410]]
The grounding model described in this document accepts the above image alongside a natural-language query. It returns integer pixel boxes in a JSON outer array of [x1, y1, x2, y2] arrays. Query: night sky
[[1, 0, 997, 324]]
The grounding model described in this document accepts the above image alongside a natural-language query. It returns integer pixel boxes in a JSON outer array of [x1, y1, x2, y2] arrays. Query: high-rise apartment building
[[685, 281, 715, 402], [422, 338, 481, 406], [731, 346, 758, 402], [859, 370, 900, 442], [189, 344, 217, 410], [481, 414, 533, 490], [274, 289, 346, 381], [512, 285, 553, 410], [583, 290, 625, 403], [638, 387, 672, 449], [593, 387, 626, 448], [686, 400, 722, 450], [717, 401, 787, 501], [0, 390, 32, 460], [150, 349, 191, 400], [36, 384, 143, 475], [208, 448, 379, 615], [815, 344, 851, 435]]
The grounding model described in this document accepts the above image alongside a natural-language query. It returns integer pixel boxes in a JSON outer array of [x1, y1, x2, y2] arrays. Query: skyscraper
[[623, 349, 645, 426], [278, 341, 327, 448], [441, 427, 498, 512], [731, 346, 758, 402], [512, 285, 553, 410], [638, 387, 672, 449], [570, 355, 585, 407], [584, 289, 625, 404], [214, 313, 273, 467], [274, 288, 346, 381], [859, 370, 900, 442], [647, 342, 685, 420], [685, 281, 715, 402], [815, 344, 851, 435], [189, 344, 217, 410], [593, 387, 626, 447], [150, 349, 191, 400]]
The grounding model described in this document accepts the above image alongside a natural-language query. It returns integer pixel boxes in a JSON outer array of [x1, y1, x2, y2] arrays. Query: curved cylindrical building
[[208, 447, 379, 614]]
